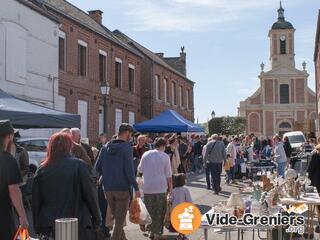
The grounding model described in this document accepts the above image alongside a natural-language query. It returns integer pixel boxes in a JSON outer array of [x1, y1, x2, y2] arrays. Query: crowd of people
[[2, 118, 320, 240]]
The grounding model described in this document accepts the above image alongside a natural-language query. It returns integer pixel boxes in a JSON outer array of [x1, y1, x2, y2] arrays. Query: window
[[99, 50, 107, 82], [115, 108, 122, 133], [164, 79, 168, 103], [78, 100, 88, 137], [179, 86, 183, 107], [186, 89, 191, 109], [155, 75, 161, 100], [78, 40, 87, 76], [172, 82, 177, 105], [128, 64, 135, 92], [280, 39, 286, 54], [280, 84, 289, 104], [58, 36, 66, 70], [115, 58, 122, 88]]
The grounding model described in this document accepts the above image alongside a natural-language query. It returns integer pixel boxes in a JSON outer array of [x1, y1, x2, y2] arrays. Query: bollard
[[55, 218, 78, 240]]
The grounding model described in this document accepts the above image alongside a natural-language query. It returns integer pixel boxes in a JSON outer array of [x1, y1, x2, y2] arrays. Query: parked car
[[17, 138, 48, 172], [283, 131, 306, 155]]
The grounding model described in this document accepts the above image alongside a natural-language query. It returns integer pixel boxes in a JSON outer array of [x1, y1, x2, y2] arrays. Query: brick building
[[314, 10, 320, 136], [239, 3, 316, 137], [45, 0, 195, 141], [113, 31, 194, 122]]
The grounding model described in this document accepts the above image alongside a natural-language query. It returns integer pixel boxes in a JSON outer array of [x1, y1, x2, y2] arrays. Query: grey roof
[[16, 0, 59, 23], [271, 2, 294, 30], [272, 20, 294, 30], [45, 0, 142, 58], [163, 57, 186, 76], [113, 30, 194, 84]]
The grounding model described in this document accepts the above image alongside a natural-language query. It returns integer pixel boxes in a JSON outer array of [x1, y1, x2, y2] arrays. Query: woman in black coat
[[307, 147, 320, 192], [32, 132, 101, 239], [283, 136, 293, 166]]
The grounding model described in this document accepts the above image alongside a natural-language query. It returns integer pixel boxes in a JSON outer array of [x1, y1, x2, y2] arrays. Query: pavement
[[124, 172, 270, 240]]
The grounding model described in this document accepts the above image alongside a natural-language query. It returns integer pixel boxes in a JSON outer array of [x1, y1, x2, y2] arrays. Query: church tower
[[269, 2, 295, 69], [239, 2, 316, 137]]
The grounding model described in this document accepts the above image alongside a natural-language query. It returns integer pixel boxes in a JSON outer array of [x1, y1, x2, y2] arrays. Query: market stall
[[133, 109, 204, 133], [200, 169, 319, 240], [0, 89, 80, 128]]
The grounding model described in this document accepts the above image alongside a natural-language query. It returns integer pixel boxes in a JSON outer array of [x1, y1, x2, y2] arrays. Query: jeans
[[205, 163, 212, 189], [277, 162, 286, 178], [98, 184, 110, 237], [192, 155, 201, 172], [208, 162, 223, 193], [226, 167, 233, 183], [105, 191, 130, 240]]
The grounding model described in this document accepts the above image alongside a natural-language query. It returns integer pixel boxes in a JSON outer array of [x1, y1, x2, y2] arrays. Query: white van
[[283, 131, 306, 153]]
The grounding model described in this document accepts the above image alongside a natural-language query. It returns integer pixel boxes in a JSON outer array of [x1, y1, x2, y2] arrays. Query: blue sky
[[69, 0, 319, 123]]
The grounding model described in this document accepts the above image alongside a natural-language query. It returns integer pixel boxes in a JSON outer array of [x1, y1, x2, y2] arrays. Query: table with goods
[[200, 168, 319, 240]]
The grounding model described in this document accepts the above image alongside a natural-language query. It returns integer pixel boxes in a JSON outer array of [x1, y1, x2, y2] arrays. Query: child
[[224, 154, 234, 184], [172, 173, 192, 240]]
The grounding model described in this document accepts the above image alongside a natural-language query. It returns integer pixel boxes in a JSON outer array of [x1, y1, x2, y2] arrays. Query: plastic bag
[[129, 198, 152, 225], [129, 198, 141, 224], [13, 227, 30, 240], [138, 198, 152, 225]]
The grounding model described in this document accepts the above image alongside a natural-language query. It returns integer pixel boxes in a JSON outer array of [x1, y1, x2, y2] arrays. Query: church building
[[239, 3, 316, 137]]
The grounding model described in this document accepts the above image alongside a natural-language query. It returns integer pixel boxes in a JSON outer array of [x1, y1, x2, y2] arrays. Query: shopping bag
[[138, 198, 152, 225], [13, 227, 30, 240], [129, 198, 152, 225], [129, 198, 141, 224]]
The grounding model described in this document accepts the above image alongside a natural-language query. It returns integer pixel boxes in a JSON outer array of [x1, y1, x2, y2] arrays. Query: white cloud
[[121, 0, 305, 32]]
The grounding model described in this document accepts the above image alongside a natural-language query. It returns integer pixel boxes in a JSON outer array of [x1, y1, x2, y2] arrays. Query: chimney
[[180, 46, 186, 75], [156, 52, 164, 58], [88, 10, 103, 24], [180, 46, 186, 63]]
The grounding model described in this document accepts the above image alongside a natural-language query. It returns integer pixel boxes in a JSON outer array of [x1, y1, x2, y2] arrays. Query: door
[[78, 100, 88, 138], [115, 108, 122, 134], [99, 105, 104, 134], [129, 111, 135, 126]]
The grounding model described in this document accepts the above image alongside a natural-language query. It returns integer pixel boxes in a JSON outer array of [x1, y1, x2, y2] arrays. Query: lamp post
[[100, 82, 110, 134]]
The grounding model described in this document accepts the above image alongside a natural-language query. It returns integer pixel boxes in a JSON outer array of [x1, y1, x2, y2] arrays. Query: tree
[[208, 116, 246, 136]]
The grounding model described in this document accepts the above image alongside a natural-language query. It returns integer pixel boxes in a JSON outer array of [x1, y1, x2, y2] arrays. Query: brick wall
[[51, 12, 142, 141]]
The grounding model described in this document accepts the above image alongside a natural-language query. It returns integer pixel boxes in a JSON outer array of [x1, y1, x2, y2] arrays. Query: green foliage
[[208, 116, 246, 136]]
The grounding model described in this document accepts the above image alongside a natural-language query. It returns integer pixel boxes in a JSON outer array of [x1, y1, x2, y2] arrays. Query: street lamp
[[100, 82, 110, 134], [211, 110, 216, 119]]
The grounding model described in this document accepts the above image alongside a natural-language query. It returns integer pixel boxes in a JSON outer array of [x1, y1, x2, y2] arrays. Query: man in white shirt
[[138, 138, 173, 240]]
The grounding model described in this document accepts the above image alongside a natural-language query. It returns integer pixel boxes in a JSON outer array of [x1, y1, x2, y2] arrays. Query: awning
[[134, 109, 204, 133], [0, 89, 80, 129]]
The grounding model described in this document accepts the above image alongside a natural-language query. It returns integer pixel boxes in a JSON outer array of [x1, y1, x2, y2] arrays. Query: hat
[[118, 123, 133, 134], [0, 120, 14, 136]]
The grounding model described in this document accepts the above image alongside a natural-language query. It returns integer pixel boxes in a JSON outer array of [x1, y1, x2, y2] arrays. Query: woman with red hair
[[32, 132, 101, 239]]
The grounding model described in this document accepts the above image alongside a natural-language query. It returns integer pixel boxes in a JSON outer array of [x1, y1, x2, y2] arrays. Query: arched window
[[279, 122, 291, 129], [280, 39, 286, 54], [280, 84, 289, 104]]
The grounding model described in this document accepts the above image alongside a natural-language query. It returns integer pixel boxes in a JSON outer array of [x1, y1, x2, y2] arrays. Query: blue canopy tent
[[0, 89, 80, 129], [134, 109, 204, 133]]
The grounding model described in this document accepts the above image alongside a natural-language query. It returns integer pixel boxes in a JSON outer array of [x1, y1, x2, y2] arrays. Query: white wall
[[0, 0, 64, 138]]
